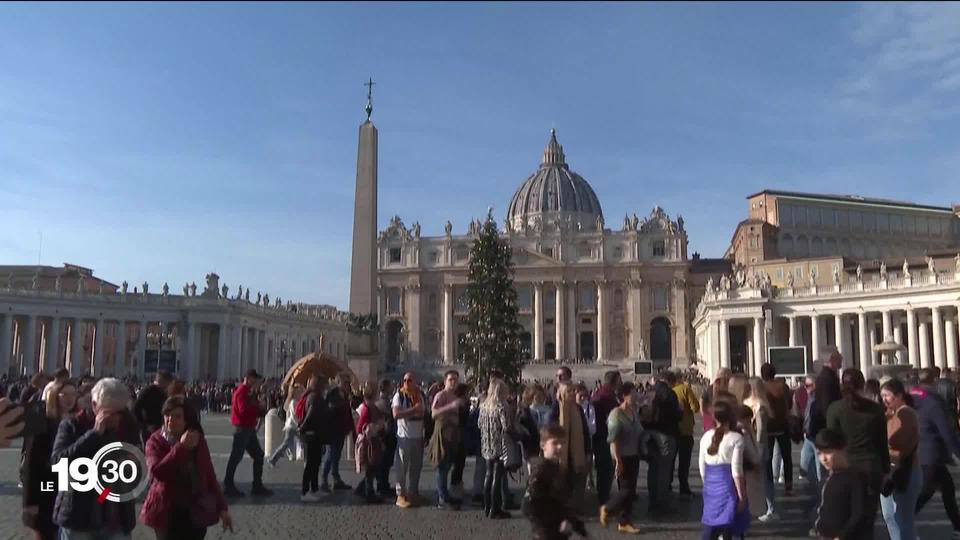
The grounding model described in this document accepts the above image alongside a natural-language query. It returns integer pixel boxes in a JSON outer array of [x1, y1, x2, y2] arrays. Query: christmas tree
[[462, 209, 523, 383]]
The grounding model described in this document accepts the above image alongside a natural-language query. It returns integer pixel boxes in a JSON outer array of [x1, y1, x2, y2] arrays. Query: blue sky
[[2, 2, 959, 308]]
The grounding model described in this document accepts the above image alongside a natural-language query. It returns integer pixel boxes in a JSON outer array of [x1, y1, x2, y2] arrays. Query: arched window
[[650, 317, 672, 361]]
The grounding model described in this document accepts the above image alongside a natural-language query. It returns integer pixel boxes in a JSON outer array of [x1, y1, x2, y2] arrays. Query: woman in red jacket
[[141, 397, 233, 539]]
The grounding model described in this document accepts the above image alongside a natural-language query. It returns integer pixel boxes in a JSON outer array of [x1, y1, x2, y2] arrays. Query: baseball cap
[[245, 369, 263, 380]]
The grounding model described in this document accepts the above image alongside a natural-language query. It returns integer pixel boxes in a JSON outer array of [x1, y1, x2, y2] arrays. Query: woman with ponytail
[[699, 400, 750, 539], [826, 368, 889, 539]]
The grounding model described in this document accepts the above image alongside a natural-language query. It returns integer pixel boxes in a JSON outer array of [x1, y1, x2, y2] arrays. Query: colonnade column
[[919, 318, 931, 369], [567, 283, 577, 361], [907, 308, 918, 368], [22, 315, 37, 375], [945, 315, 958, 371], [44, 317, 61, 372], [185, 322, 197, 381], [932, 307, 945, 369], [442, 284, 454, 364], [0, 314, 12, 376], [555, 284, 566, 361], [719, 319, 730, 369], [868, 316, 878, 366], [115, 322, 126, 376], [217, 321, 229, 380], [810, 314, 821, 362], [788, 316, 798, 347], [882, 311, 893, 341], [893, 316, 904, 364], [70, 319, 85, 377], [533, 282, 544, 361], [92, 318, 104, 376], [596, 281, 606, 362], [834, 315, 847, 362], [857, 311, 870, 373], [752, 316, 765, 374], [138, 321, 148, 379]]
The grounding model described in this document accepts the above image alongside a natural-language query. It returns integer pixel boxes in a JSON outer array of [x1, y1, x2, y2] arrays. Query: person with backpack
[[298, 375, 330, 502], [640, 371, 682, 514], [761, 364, 794, 498]]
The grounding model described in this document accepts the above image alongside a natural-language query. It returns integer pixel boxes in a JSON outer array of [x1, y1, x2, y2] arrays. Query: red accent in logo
[[97, 488, 111, 504]]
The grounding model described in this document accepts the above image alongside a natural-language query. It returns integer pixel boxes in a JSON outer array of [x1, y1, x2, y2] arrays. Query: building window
[[387, 288, 401, 315], [613, 246, 623, 259], [614, 289, 624, 310], [431, 251, 441, 264], [795, 206, 807, 226], [653, 240, 665, 257], [794, 266, 803, 280], [455, 246, 469, 263], [516, 284, 532, 312], [780, 203, 793, 226], [579, 284, 595, 311], [749, 236, 758, 249], [428, 293, 438, 315], [455, 289, 469, 314], [775, 268, 784, 280], [389, 247, 402, 264], [653, 286, 668, 311], [579, 244, 593, 259], [543, 247, 554, 258]]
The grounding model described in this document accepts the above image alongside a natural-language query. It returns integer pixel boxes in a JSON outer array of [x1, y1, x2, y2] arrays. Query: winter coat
[[910, 385, 960, 466]]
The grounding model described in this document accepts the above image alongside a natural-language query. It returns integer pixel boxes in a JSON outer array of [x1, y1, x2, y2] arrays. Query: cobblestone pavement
[[1, 414, 957, 539]]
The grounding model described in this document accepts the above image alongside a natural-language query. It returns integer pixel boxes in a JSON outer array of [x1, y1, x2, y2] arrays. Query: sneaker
[[268, 460, 278, 469], [319, 483, 331, 493], [599, 505, 609, 528], [758, 511, 779, 523], [617, 524, 642, 535], [395, 495, 412, 509], [333, 480, 352, 491], [300, 492, 321, 503], [223, 485, 245, 498], [251, 486, 274, 497]]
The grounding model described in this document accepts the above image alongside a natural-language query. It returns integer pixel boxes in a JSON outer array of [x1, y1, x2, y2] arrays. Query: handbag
[[191, 491, 220, 529]]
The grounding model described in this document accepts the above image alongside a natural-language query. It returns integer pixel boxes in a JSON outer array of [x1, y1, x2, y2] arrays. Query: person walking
[[133, 371, 173, 444], [812, 429, 869, 540], [576, 385, 597, 493], [599, 382, 643, 535], [355, 381, 387, 504], [375, 379, 398, 497], [670, 370, 701, 497], [141, 397, 233, 539], [826, 368, 889, 540], [392, 372, 426, 508], [642, 371, 682, 514], [912, 368, 960, 538], [878, 378, 921, 540], [592, 370, 622, 505], [761, 364, 794, 497], [22, 379, 78, 540], [430, 370, 466, 509], [222, 369, 272, 498], [321, 373, 354, 493], [268, 383, 305, 467], [698, 399, 750, 540], [744, 377, 775, 522], [524, 424, 588, 540], [298, 375, 329, 502], [550, 381, 590, 514], [479, 377, 512, 519]]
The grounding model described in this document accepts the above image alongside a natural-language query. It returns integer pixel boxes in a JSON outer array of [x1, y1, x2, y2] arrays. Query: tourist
[[466, 387, 486, 504], [761, 364, 794, 497], [134, 370, 173, 444], [22, 379, 77, 540], [813, 429, 868, 540], [430, 370, 465, 509], [913, 367, 960, 538], [141, 396, 232, 539], [744, 377, 774, 522], [19, 373, 49, 405], [479, 377, 512, 519], [450, 382, 472, 500], [591, 370, 622, 505], [375, 379, 398, 497], [222, 369, 272, 498], [575, 384, 597, 492], [298, 375, 329, 502], [734, 404, 765, 520], [531, 385, 553, 429], [878, 378, 921, 540], [51, 378, 141, 540], [669, 370, 701, 497], [268, 383, 305, 467], [702, 368, 732, 432], [523, 424, 588, 540], [355, 381, 386, 504], [826, 368, 889, 540], [599, 381, 643, 535], [642, 370, 682, 513], [41, 368, 69, 402], [392, 372, 426, 508], [550, 381, 590, 513], [698, 399, 750, 540], [322, 372, 354, 492]]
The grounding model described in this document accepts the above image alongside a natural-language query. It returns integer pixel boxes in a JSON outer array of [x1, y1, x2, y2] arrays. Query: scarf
[[400, 386, 422, 408], [558, 395, 586, 473]]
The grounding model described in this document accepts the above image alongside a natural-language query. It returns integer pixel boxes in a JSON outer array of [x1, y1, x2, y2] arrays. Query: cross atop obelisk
[[364, 77, 375, 120]]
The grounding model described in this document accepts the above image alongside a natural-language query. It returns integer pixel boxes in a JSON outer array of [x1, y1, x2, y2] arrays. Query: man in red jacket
[[222, 369, 273, 498]]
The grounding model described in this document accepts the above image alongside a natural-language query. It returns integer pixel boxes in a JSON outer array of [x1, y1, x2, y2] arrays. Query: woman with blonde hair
[[550, 382, 590, 513], [728, 374, 750, 404], [744, 377, 776, 522], [479, 377, 512, 519], [702, 368, 732, 432]]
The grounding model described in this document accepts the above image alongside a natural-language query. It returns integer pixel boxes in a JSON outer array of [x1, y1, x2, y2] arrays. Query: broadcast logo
[[43, 442, 148, 503]]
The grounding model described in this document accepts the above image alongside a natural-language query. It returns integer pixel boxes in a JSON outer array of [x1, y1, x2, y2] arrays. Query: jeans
[[762, 442, 776, 514], [302, 439, 324, 494], [437, 459, 452, 503], [594, 439, 614, 504], [483, 458, 506, 516], [646, 431, 677, 511], [605, 455, 640, 525], [675, 434, 695, 493], [450, 444, 467, 494], [800, 437, 822, 518], [917, 463, 960, 530], [268, 427, 300, 465], [59, 530, 129, 540], [223, 427, 265, 489], [881, 464, 922, 540], [766, 432, 792, 491], [395, 437, 423, 497], [322, 434, 346, 484], [472, 455, 487, 496], [377, 435, 398, 492]]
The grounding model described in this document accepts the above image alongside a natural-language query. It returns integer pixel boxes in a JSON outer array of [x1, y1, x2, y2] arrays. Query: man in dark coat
[[133, 370, 172, 443], [912, 368, 960, 534]]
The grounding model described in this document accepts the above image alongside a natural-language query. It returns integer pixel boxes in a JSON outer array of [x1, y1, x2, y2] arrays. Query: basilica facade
[[374, 130, 725, 371]]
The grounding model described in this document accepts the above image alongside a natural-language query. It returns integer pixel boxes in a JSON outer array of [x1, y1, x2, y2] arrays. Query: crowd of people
[[2, 354, 959, 539]]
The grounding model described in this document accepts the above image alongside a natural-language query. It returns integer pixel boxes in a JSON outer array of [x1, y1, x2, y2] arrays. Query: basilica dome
[[506, 129, 604, 232]]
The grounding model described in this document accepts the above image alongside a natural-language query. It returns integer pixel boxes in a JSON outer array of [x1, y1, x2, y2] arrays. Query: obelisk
[[348, 79, 378, 318]]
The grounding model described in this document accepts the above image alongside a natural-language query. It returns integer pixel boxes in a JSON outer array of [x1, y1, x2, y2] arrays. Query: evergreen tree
[[462, 210, 523, 383]]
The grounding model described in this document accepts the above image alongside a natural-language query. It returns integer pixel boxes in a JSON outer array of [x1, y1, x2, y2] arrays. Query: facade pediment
[[512, 246, 557, 266]]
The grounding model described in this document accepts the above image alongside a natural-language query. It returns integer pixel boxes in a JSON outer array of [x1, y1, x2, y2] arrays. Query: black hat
[[814, 428, 846, 451], [245, 369, 263, 380]]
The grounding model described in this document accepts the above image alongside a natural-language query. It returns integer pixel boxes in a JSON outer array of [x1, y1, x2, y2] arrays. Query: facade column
[[115, 322, 126, 376], [834, 315, 848, 363], [882, 311, 893, 341], [185, 322, 197, 381], [22, 315, 37, 375], [857, 311, 870, 373], [0, 314, 12, 376], [919, 317, 931, 369], [442, 284, 454, 364], [567, 283, 578, 361], [868, 317, 878, 367], [70, 319, 85, 377], [945, 315, 958, 371], [596, 281, 606, 361], [92, 318, 104, 376], [752, 317, 765, 374], [555, 284, 566, 361], [810, 314, 821, 363], [893, 315, 904, 364], [932, 306, 945, 369], [533, 282, 544, 361], [232, 326, 243, 378], [719, 319, 730, 369], [907, 308, 919, 368], [44, 317, 61, 372], [217, 322, 229, 380], [251, 329, 260, 376], [788, 316, 799, 347], [138, 321, 148, 379]]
